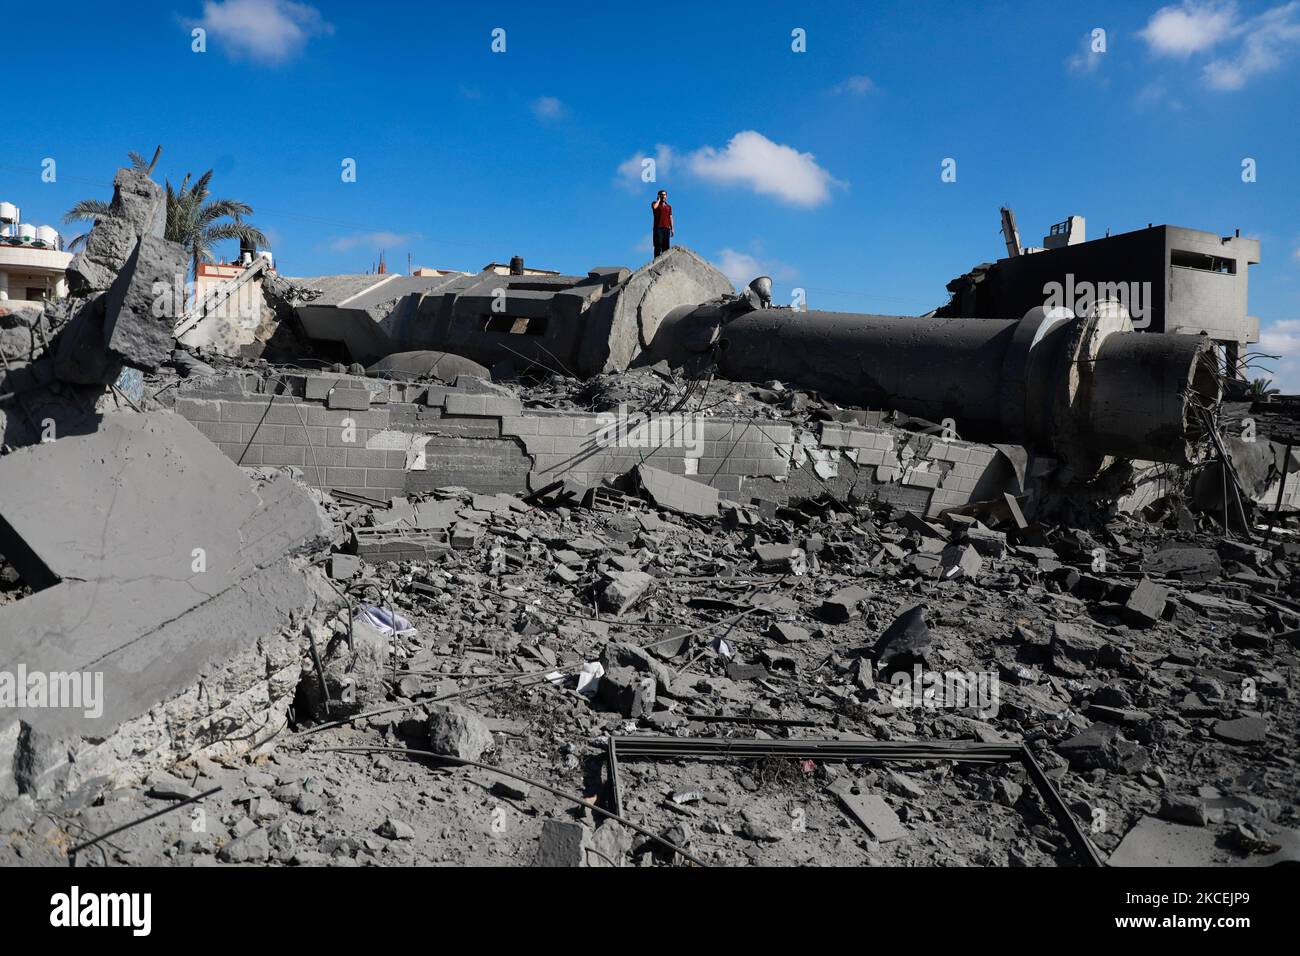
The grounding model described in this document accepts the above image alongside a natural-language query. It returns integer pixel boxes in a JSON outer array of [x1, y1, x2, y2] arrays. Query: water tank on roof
[[17, 224, 36, 243], [257, 249, 274, 270], [0, 202, 18, 223], [35, 225, 59, 248]]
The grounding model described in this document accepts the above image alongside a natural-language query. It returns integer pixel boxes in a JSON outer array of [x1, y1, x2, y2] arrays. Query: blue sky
[[3, 0, 1299, 384]]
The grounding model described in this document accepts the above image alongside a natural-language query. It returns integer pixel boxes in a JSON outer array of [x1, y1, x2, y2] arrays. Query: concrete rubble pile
[[0, 164, 1297, 868]]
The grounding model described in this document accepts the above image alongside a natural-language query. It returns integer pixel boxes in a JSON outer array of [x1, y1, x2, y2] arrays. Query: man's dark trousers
[[653, 227, 671, 257]]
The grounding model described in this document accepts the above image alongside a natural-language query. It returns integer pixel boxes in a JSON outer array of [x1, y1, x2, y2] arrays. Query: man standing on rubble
[[651, 190, 674, 257]]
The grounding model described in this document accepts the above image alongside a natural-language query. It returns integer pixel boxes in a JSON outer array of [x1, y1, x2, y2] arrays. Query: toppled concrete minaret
[[645, 301, 1220, 476]]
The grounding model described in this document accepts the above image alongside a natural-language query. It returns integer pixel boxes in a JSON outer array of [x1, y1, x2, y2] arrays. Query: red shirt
[[653, 201, 672, 229]]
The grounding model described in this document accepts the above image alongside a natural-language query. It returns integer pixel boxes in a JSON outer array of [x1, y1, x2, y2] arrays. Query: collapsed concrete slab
[[0, 411, 326, 798], [290, 247, 734, 376]]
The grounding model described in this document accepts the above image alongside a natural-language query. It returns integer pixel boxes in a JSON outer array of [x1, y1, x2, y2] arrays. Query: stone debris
[[426, 706, 495, 762], [0, 157, 1296, 872]]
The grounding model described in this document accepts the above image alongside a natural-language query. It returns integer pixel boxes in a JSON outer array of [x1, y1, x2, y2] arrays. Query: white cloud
[[532, 96, 567, 121], [712, 246, 798, 288], [686, 131, 842, 208], [1261, 317, 1300, 339], [329, 231, 417, 253], [1139, 2, 1300, 89], [1140, 1, 1236, 56], [714, 249, 763, 287], [189, 0, 332, 65], [1066, 32, 1105, 75], [1204, 2, 1300, 88], [830, 75, 876, 95], [615, 145, 677, 189], [615, 133, 843, 207], [1257, 319, 1300, 391], [1134, 80, 1186, 110]]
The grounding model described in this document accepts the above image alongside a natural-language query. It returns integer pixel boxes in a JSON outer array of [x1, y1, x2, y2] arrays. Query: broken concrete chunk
[[819, 585, 869, 622], [754, 541, 799, 570], [600, 641, 674, 688], [1056, 721, 1122, 770], [962, 525, 1007, 558], [328, 554, 361, 580], [1144, 546, 1221, 582], [537, 819, 592, 867], [1212, 716, 1267, 745], [102, 234, 189, 370], [426, 705, 495, 761], [66, 166, 167, 296], [829, 781, 907, 842], [378, 817, 415, 840], [598, 665, 656, 718], [1122, 578, 1169, 627], [637, 464, 718, 518], [1049, 621, 1104, 677], [940, 543, 983, 580], [872, 604, 932, 671], [146, 774, 199, 801], [599, 569, 652, 615], [219, 827, 271, 864], [1159, 794, 1208, 826], [767, 622, 810, 644]]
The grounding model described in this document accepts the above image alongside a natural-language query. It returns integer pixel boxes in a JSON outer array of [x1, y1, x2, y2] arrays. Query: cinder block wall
[[171, 372, 797, 501], [171, 373, 1008, 515]]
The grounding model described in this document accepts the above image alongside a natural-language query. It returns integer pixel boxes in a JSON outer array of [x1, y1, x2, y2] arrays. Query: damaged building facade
[[1, 162, 1297, 869]]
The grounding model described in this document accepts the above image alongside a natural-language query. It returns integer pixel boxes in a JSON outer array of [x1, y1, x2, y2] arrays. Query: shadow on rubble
[[1, 392, 104, 448]]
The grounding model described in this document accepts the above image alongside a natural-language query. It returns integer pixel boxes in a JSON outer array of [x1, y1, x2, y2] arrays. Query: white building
[[0, 201, 71, 310]]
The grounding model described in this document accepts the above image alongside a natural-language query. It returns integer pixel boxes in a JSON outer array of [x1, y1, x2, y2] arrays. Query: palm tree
[[1248, 378, 1280, 400], [63, 148, 265, 283], [164, 169, 266, 282]]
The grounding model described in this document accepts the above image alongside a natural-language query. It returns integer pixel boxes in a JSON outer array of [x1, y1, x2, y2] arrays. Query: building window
[[1171, 250, 1236, 274]]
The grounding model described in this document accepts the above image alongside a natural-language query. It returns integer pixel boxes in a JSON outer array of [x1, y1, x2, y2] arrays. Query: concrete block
[[194, 420, 244, 444], [325, 467, 367, 487], [443, 393, 486, 416], [214, 442, 255, 464], [365, 468, 407, 492], [637, 464, 719, 517], [858, 449, 887, 467], [327, 387, 371, 411], [304, 376, 336, 401], [218, 401, 266, 424], [261, 446, 306, 467], [500, 416, 539, 436], [174, 398, 221, 422], [346, 448, 389, 468], [263, 403, 310, 426], [903, 469, 941, 489], [304, 407, 357, 428], [242, 422, 285, 444]]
